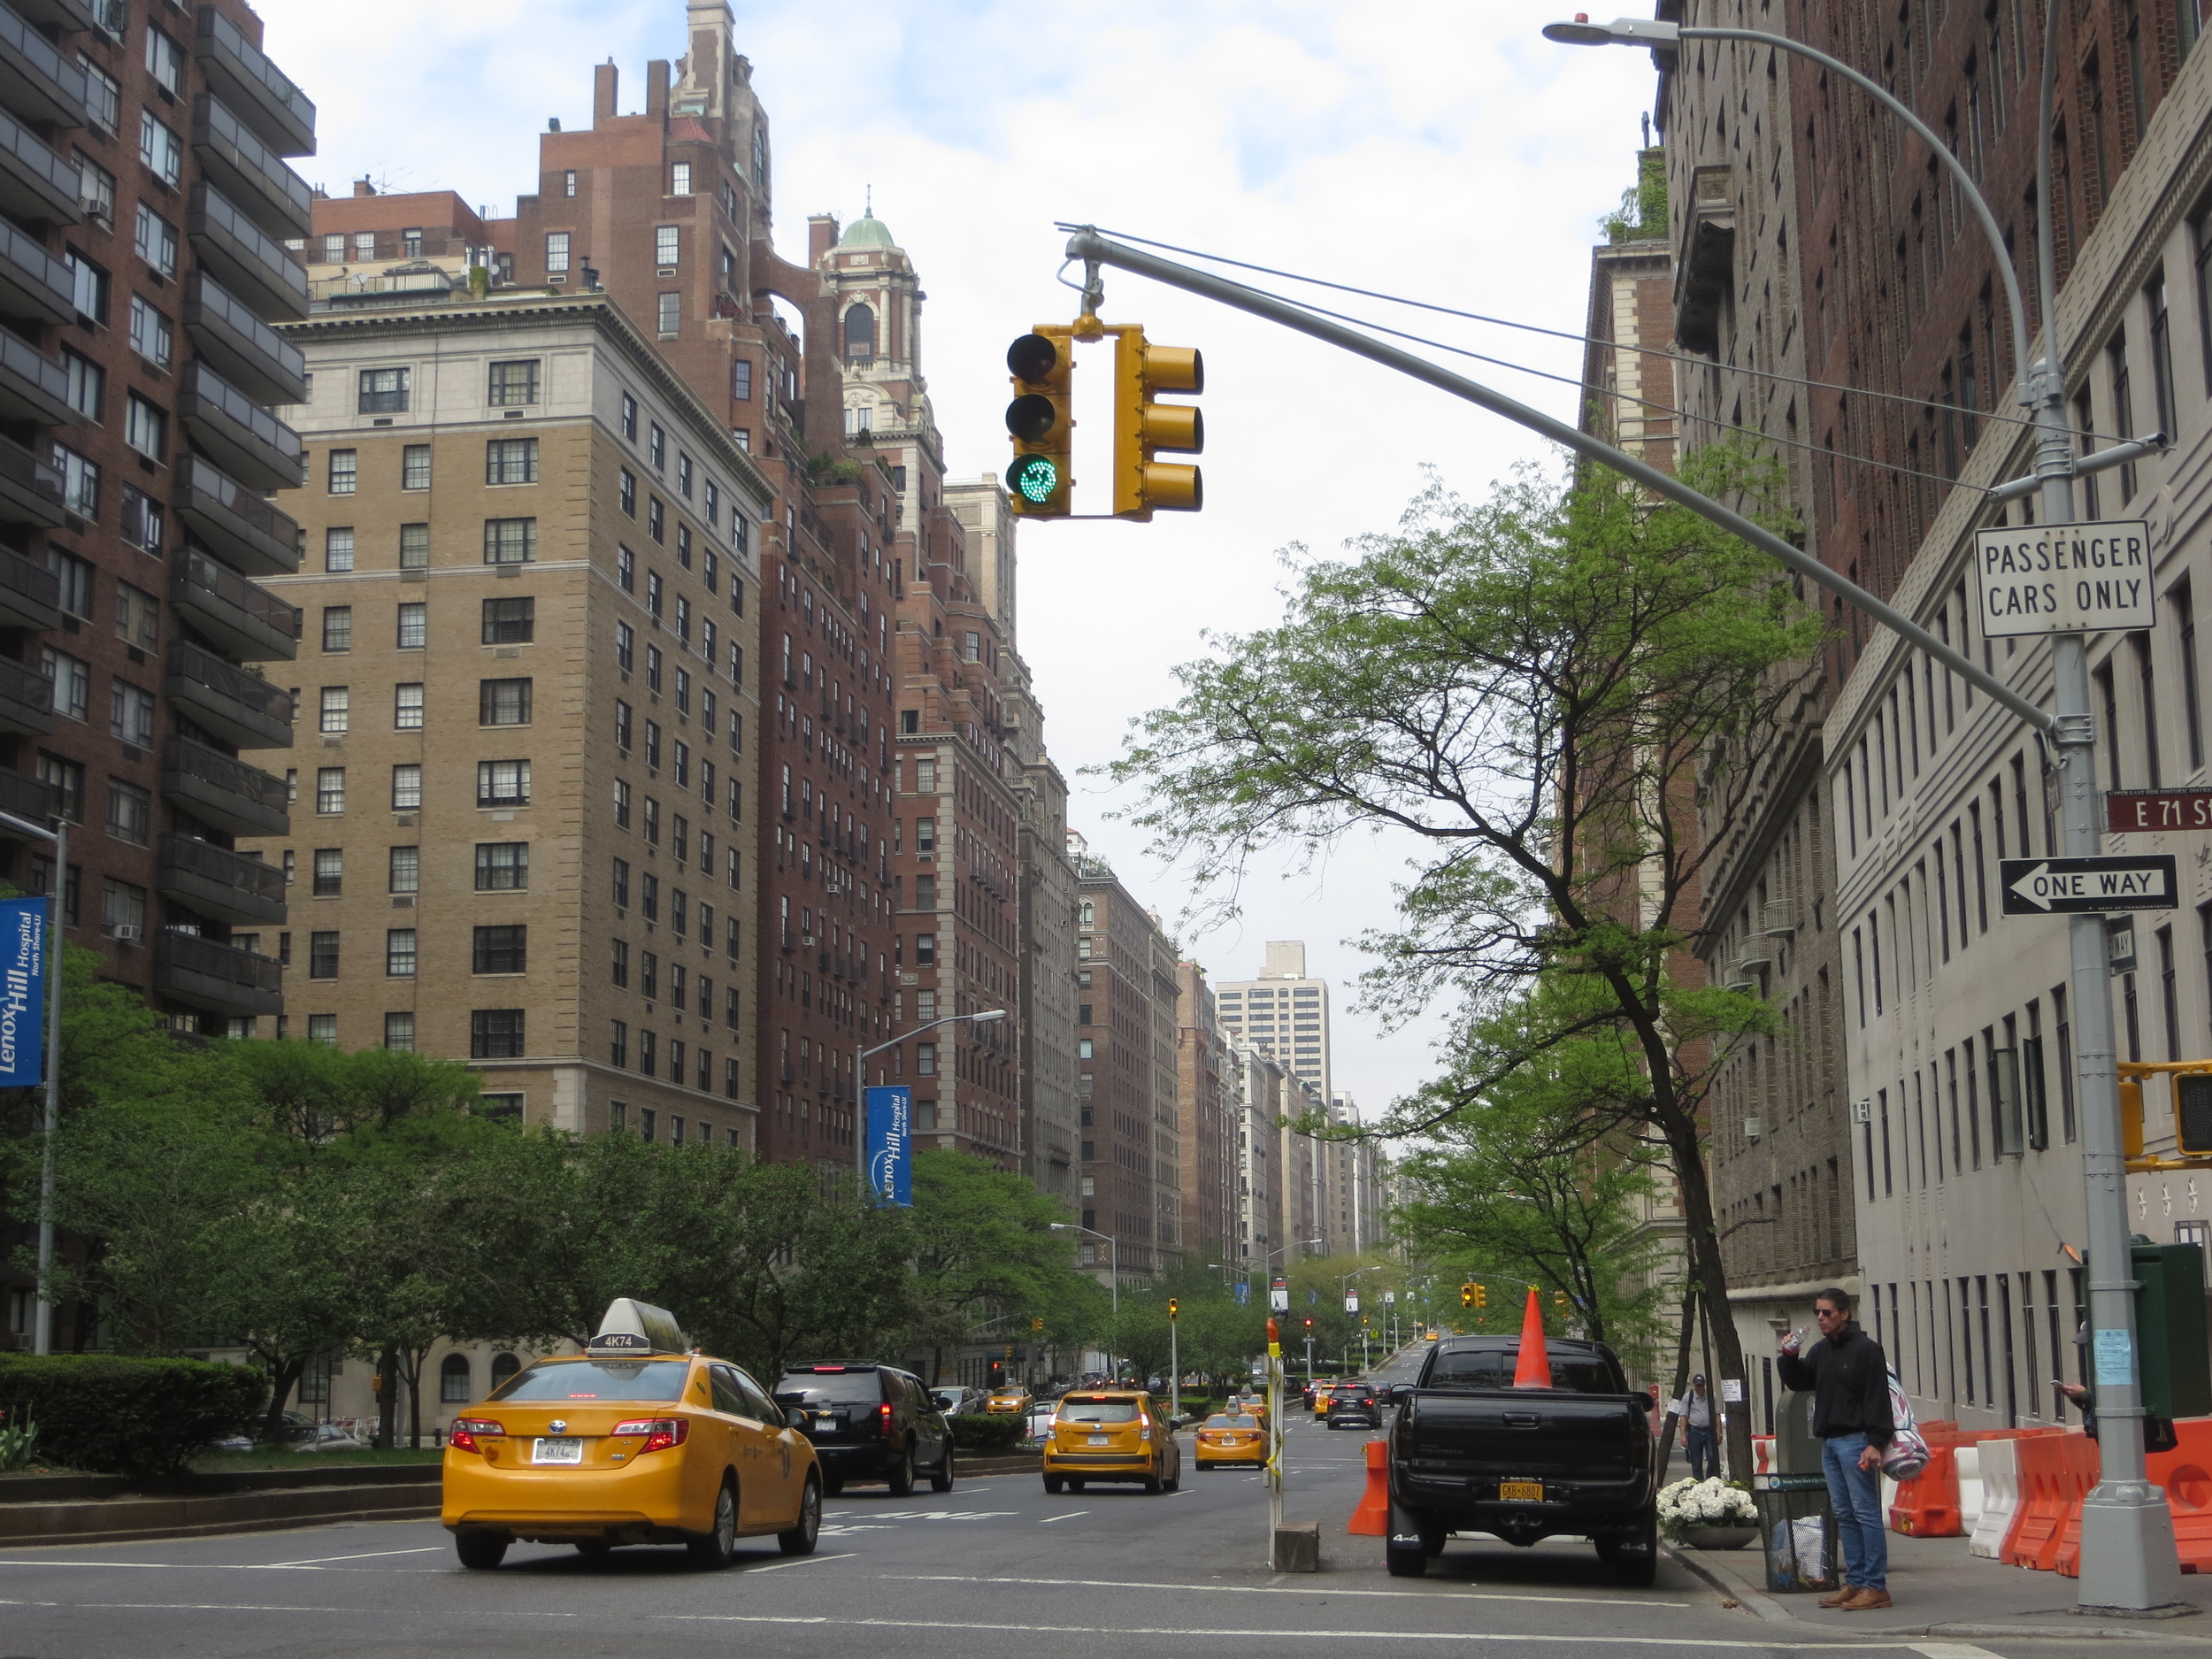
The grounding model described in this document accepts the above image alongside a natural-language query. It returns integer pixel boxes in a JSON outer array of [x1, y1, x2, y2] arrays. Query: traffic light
[[1110, 326, 1203, 519], [1554, 1289, 1571, 1318], [1003, 327, 1073, 518], [1167, 1297, 1180, 1323], [1475, 1285, 1488, 1310], [1302, 1316, 1313, 1331], [2180, 1073, 2212, 1156], [1460, 1283, 1475, 1309]]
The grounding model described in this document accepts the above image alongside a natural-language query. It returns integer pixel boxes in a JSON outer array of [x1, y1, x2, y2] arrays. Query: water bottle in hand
[[1779, 1325, 1808, 1358]]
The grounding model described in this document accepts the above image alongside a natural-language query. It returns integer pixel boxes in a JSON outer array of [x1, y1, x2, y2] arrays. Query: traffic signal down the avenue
[[1110, 326, 1204, 518], [1003, 328, 1073, 518]]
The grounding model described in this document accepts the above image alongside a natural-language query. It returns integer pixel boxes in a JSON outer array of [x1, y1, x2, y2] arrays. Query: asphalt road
[[0, 1354, 2186, 1658]]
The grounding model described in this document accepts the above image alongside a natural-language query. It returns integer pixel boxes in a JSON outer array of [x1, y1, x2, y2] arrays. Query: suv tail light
[[449, 1417, 504, 1454], [878, 1402, 894, 1436], [611, 1417, 690, 1455]]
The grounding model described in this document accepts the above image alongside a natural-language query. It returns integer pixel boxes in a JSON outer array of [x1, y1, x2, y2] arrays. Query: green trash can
[[1753, 1471, 1845, 1594]]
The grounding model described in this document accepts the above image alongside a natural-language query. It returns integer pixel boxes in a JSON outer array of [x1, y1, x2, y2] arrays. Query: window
[[394, 684, 424, 730], [620, 392, 638, 440], [309, 931, 340, 979], [307, 1015, 337, 1046], [487, 438, 538, 484], [127, 296, 171, 368], [321, 607, 353, 653], [80, 58, 119, 133], [38, 755, 82, 824], [381, 1010, 417, 1052], [51, 444, 96, 518], [563, 170, 578, 198], [611, 1020, 628, 1067], [474, 924, 528, 975], [311, 848, 342, 896], [677, 453, 693, 499], [484, 518, 536, 564], [114, 581, 158, 649], [328, 449, 357, 495], [615, 701, 633, 753], [477, 760, 531, 806], [658, 292, 680, 334], [475, 842, 529, 890], [845, 303, 874, 364], [488, 360, 540, 406], [315, 766, 346, 814], [354, 231, 374, 260], [108, 681, 153, 747], [546, 232, 571, 275], [617, 548, 635, 594], [397, 603, 426, 649], [649, 497, 665, 541], [916, 933, 936, 965], [671, 162, 691, 196], [480, 678, 533, 726], [42, 650, 88, 722], [319, 687, 349, 734], [324, 527, 356, 572], [388, 846, 419, 894], [614, 778, 631, 826], [78, 151, 115, 227], [733, 360, 752, 401], [400, 524, 429, 569], [656, 226, 680, 265], [320, 232, 345, 262], [439, 1353, 471, 1403], [124, 395, 165, 461], [48, 551, 90, 619], [471, 1010, 526, 1058], [402, 445, 431, 489], [483, 597, 534, 643], [617, 620, 634, 669], [104, 779, 149, 845], [612, 857, 630, 909], [357, 368, 411, 414], [65, 251, 108, 324], [62, 351, 103, 421], [133, 204, 177, 276], [649, 425, 665, 471], [647, 571, 664, 620], [142, 22, 186, 89], [403, 227, 423, 258], [137, 111, 182, 186], [119, 488, 162, 554], [2151, 275, 2178, 445], [618, 470, 637, 516]]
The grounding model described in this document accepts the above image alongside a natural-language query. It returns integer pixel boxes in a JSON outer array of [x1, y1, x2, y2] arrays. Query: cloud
[[257, 0, 1659, 1130]]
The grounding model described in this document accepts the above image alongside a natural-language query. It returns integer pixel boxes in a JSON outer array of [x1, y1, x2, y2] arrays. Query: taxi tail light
[[611, 1417, 689, 1455], [448, 1417, 504, 1454]]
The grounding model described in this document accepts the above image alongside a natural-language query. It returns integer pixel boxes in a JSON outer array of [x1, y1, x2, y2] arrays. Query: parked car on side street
[[774, 1362, 955, 1497], [931, 1386, 984, 1418], [292, 1423, 372, 1454]]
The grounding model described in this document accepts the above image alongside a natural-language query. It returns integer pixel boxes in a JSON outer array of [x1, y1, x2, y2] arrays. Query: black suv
[[775, 1363, 955, 1496], [1327, 1381, 1381, 1431]]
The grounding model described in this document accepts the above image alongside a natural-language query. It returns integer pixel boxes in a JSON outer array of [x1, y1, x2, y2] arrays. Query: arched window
[[489, 1352, 521, 1389], [440, 1352, 473, 1403], [844, 303, 874, 365], [1079, 901, 1095, 926]]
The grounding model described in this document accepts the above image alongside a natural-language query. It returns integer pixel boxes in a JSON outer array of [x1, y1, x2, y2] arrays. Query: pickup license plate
[[1499, 1480, 1544, 1502], [533, 1438, 583, 1465]]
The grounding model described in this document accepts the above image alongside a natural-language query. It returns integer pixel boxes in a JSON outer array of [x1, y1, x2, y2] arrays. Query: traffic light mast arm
[[1056, 227, 2051, 736]]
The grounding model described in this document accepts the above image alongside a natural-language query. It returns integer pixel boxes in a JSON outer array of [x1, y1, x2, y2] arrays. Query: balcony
[[160, 733, 288, 837], [165, 641, 294, 749], [0, 330, 73, 428], [187, 183, 310, 322], [11, 0, 95, 30], [0, 544, 58, 630], [0, 104, 79, 228], [171, 547, 299, 661], [157, 833, 287, 926], [0, 767, 53, 835], [176, 455, 301, 576], [0, 216, 72, 328], [182, 271, 306, 405], [152, 928, 283, 1019], [178, 362, 304, 492], [0, 653, 52, 736], [0, 432, 62, 530], [194, 8, 315, 159], [0, 1, 90, 130], [190, 95, 312, 241]]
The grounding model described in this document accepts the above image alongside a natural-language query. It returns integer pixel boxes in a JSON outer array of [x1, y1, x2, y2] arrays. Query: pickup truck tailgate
[[1396, 1392, 1650, 1483]]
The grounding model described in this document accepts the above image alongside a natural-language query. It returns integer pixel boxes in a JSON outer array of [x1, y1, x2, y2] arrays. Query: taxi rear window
[[490, 1360, 690, 1402], [1057, 1400, 1140, 1423], [1205, 1413, 1258, 1428]]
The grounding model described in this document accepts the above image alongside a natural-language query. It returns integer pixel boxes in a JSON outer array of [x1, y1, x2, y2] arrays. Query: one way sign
[[2001, 854, 2179, 914]]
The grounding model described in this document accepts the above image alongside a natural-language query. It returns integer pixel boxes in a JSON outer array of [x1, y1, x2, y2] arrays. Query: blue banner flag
[[1234, 1280, 1250, 1306], [0, 896, 46, 1087], [864, 1086, 913, 1206]]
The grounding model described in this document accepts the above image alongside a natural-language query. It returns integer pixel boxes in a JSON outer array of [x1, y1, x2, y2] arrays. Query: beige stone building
[[248, 292, 768, 1142]]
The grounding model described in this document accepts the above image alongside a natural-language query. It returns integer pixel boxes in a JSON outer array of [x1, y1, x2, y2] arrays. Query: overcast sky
[[257, 0, 1661, 1137]]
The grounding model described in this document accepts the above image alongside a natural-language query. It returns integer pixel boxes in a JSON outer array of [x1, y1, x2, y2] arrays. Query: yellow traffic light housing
[[2181, 1073, 2212, 1156], [1110, 326, 1203, 519], [1004, 327, 1073, 518], [2117, 1061, 2212, 1168], [1475, 1284, 1488, 1310], [1460, 1282, 1474, 1309], [1167, 1297, 1180, 1322]]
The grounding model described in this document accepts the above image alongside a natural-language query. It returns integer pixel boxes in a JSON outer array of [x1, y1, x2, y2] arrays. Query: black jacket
[[1776, 1321, 1894, 1447]]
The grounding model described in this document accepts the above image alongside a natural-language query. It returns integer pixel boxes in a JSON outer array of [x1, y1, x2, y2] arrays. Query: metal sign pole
[[31, 814, 64, 1357]]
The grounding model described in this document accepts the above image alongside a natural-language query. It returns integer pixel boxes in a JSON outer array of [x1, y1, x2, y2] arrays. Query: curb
[[1660, 1544, 1796, 1624], [0, 1487, 442, 1549]]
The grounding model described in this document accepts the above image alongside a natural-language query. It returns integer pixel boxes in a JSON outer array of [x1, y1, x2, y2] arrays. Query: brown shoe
[[1815, 1586, 1858, 1608], [1841, 1588, 1893, 1610]]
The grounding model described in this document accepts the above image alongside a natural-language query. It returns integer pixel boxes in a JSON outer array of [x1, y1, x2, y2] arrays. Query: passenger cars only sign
[[1974, 520, 2154, 635]]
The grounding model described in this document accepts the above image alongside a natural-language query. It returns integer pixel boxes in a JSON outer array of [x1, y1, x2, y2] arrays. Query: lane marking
[[1905, 1648, 2005, 1659], [743, 1551, 856, 1573], [884, 1573, 1690, 1609], [1038, 1511, 1088, 1523], [257, 1547, 444, 1567]]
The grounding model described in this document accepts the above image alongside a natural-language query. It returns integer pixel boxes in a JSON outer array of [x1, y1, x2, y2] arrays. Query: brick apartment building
[[1175, 958, 1233, 1263]]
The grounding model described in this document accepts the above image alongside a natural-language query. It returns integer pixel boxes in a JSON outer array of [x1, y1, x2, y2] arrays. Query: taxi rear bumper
[[441, 1448, 704, 1540]]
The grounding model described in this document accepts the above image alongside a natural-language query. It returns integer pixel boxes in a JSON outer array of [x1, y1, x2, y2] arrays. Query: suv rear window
[[1428, 1347, 1622, 1394], [491, 1360, 690, 1402], [1057, 1399, 1140, 1423], [776, 1368, 883, 1404]]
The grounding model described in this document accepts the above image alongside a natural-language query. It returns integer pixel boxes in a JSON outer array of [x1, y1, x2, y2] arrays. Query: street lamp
[[855, 1008, 1005, 1198], [1050, 1221, 1118, 1382], [1545, 8, 2181, 1612]]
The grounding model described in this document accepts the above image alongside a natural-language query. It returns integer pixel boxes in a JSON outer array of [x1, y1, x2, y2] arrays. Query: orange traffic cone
[[1512, 1287, 1550, 1388], [1348, 1438, 1389, 1535]]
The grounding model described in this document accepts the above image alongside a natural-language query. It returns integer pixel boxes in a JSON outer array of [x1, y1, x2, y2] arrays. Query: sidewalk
[[1666, 1528, 2212, 1643]]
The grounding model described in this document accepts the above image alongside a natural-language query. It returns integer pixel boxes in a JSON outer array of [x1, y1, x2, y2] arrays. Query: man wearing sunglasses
[[1778, 1286, 1894, 1611]]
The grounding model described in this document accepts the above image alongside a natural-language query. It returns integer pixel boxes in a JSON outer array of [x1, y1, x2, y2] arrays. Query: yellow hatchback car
[[984, 1387, 1034, 1417], [1194, 1411, 1267, 1470], [442, 1301, 821, 1570], [1041, 1390, 1181, 1494]]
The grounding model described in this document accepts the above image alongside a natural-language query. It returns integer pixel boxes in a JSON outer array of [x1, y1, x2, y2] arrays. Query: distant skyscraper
[[1214, 941, 1331, 1100]]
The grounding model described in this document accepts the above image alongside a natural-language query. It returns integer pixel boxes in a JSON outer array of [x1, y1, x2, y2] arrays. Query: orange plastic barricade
[[2005, 1432, 2078, 1569], [1349, 1438, 1388, 1536], [1752, 1435, 1774, 1475], [1888, 1442, 1962, 1536], [2145, 1417, 2212, 1574], [2051, 1431, 2103, 1577]]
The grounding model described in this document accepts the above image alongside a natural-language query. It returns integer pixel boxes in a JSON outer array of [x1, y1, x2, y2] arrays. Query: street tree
[[1110, 452, 1820, 1475], [907, 1148, 1086, 1383]]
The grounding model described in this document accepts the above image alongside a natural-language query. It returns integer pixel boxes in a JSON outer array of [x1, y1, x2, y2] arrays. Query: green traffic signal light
[[1006, 453, 1061, 504], [1003, 328, 1072, 518]]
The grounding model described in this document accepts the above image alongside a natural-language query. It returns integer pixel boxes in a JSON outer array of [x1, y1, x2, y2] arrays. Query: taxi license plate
[[1499, 1480, 1544, 1502], [1088, 1434, 1110, 1446], [533, 1438, 584, 1465]]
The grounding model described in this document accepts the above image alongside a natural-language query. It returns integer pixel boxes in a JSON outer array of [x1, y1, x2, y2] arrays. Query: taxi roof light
[[588, 1297, 687, 1357]]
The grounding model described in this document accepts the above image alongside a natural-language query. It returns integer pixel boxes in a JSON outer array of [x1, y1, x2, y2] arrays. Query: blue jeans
[[1820, 1432, 1888, 1591], [1686, 1425, 1717, 1481]]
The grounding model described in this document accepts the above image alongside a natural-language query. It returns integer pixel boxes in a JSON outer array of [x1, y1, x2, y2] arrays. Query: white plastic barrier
[[1967, 1437, 2018, 1558], [1955, 1443, 1985, 1528]]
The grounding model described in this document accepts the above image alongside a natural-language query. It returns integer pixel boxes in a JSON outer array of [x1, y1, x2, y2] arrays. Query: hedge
[[947, 1412, 1026, 1453], [0, 1355, 265, 1479]]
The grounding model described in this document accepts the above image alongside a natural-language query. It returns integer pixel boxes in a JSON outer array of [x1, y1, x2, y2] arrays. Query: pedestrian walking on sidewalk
[[1778, 1286, 1894, 1612], [1672, 1375, 1717, 1480]]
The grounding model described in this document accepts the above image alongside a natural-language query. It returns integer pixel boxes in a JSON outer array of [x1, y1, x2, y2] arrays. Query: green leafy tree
[[1109, 453, 1821, 1476], [907, 1148, 1088, 1383]]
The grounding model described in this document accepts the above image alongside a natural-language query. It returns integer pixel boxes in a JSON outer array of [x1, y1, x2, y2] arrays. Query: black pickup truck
[[1384, 1334, 1658, 1583]]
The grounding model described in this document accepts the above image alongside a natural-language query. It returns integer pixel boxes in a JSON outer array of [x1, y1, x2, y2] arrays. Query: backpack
[[1880, 1370, 1930, 1481]]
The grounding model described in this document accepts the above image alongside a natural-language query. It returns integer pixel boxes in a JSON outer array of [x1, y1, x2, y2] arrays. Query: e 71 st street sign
[[2108, 789, 2212, 832], [2001, 854, 2179, 914], [1975, 520, 2154, 636]]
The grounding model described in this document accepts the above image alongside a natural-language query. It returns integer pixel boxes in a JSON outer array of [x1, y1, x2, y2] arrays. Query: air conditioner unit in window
[[108, 924, 141, 943]]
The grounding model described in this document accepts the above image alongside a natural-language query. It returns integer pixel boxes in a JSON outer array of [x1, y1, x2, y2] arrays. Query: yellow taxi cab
[[1194, 1411, 1266, 1470], [984, 1386, 1034, 1416], [1041, 1389, 1181, 1494], [442, 1300, 821, 1571], [1312, 1380, 1339, 1417], [1233, 1391, 1270, 1428]]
